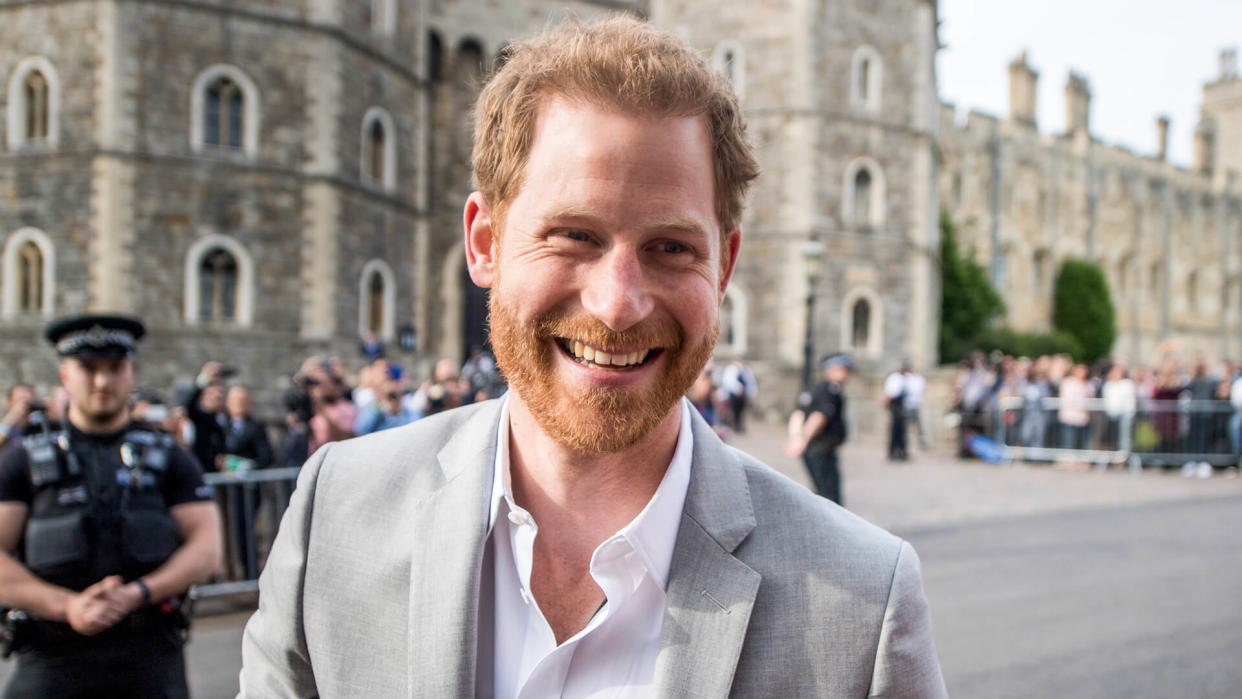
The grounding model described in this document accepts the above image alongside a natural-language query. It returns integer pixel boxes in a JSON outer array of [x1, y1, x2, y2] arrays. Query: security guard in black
[[0, 314, 220, 698]]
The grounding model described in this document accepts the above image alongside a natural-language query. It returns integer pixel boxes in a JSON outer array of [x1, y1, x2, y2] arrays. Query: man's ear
[[464, 191, 497, 289], [718, 228, 742, 303]]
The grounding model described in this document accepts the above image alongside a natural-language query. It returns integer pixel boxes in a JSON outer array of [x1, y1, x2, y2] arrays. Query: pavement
[[5, 420, 1242, 697]]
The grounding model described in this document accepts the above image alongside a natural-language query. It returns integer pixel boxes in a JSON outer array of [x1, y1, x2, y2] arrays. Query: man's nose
[[581, 247, 654, 332]]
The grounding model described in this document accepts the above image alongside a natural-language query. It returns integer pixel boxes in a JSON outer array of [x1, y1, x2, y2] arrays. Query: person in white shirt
[[719, 357, 757, 433], [238, 16, 946, 698], [883, 363, 911, 460]]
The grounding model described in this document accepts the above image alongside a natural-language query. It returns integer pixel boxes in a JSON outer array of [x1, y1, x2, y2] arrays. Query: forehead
[[516, 98, 716, 224]]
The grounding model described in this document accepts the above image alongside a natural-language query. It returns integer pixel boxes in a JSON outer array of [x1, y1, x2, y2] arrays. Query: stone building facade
[[0, 0, 633, 412], [3, 0, 1240, 425], [940, 50, 1242, 365]]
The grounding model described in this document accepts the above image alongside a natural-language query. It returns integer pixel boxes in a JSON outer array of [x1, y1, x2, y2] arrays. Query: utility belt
[[1, 598, 191, 657]]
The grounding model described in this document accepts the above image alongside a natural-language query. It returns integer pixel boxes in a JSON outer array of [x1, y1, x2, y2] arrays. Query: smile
[[556, 338, 660, 370]]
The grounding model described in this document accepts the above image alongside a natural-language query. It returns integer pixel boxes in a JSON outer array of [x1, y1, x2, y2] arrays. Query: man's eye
[[560, 230, 591, 242], [658, 241, 689, 254]]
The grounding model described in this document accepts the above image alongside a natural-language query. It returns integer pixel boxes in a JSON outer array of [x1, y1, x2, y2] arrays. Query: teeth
[[565, 341, 652, 368]]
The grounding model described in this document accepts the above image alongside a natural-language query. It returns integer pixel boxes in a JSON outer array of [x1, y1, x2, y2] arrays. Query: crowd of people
[[953, 351, 1242, 476]]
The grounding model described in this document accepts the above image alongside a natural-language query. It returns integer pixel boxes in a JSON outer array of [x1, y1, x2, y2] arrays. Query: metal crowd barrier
[[192, 466, 301, 599], [988, 396, 1241, 472]]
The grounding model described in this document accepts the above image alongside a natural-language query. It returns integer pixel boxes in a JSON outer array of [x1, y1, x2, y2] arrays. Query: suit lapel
[[406, 401, 501, 698], [655, 408, 760, 697]]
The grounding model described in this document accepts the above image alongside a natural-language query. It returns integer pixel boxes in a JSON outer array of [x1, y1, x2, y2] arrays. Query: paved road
[[4, 422, 1240, 697]]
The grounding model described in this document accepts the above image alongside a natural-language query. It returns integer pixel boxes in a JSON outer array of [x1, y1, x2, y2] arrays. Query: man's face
[[226, 387, 250, 418], [467, 98, 739, 455], [59, 357, 135, 425], [202, 385, 226, 413]]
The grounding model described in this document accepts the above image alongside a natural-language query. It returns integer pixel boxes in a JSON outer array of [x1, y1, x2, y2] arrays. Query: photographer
[[353, 365, 418, 436]]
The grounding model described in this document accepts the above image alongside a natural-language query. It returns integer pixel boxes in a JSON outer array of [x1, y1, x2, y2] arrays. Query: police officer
[[0, 314, 222, 697], [786, 353, 853, 505]]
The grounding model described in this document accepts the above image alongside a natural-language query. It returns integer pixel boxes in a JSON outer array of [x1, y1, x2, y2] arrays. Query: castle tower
[[649, 0, 941, 419], [1202, 48, 1242, 183]]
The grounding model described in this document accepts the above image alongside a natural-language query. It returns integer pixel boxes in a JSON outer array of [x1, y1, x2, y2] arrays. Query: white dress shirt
[[485, 397, 694, 699]]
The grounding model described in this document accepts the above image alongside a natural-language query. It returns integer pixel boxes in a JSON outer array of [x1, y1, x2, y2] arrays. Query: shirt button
[[507, 510, 525, 525]]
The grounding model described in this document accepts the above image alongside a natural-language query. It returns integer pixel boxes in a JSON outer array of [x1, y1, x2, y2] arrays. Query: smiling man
[[240, 16, 946, 698]]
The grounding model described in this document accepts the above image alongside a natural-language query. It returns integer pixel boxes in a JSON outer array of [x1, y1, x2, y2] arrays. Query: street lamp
[[800, 238, 827, 391]]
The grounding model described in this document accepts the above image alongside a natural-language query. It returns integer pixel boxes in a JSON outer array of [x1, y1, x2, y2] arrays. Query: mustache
[[531, 311, 683, 351]]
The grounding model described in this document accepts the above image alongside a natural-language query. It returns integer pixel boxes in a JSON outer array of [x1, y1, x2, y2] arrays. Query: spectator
[[1185, 361, 1216, 476], [1020, 358, 1051, 451], [0, 383, 36, 451], [903, 365, 928, 450], [1058, 363, 1092, 452], [461, 345, 501, 403], [407, 359, 468, 417], [359, 331, 385, 363], [182, 362, 230, 472], [720, 357, 758, 434], [354, 365, 419, 435], [1101, 363, 1136, 452], [306, 361, 356, 455], [883, 362, 910, 461]]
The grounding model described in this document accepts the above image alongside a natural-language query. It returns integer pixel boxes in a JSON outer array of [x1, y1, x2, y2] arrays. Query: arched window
[[360, 107, 397, 191], [850, 46, 882, 113], [184, 233, 254, 326], [1116, 255, 1131, 295], [205, 76, 243, 149], [851, 299, 871, 350], [358, 259, 396, 340], [712, 41, 746, 100], [2, 227, 55, 318], [852, 169, 872, 226], [17, 241, 43, 312], [1187, 271, 1199, 312], [843, 157, 886, 230], [199, 248, 238, 321], [24, 71, 49, 141], [191, 65, 260, 158], [428, 31, 445, 84], [6, 56, 60, 149], [1149, 261, 1162, 299], [840, 286, 884, 357]]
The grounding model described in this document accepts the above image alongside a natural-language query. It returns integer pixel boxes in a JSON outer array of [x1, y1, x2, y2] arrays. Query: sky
[[938, 0, 1242, 167]]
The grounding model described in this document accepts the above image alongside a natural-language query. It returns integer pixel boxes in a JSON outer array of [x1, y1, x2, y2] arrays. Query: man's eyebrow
[[540, 206, 710, 237]]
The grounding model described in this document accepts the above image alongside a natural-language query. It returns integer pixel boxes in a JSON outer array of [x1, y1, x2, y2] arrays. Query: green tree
[[1052, 258, 1116, 361], [939, 210, 1005, 362]]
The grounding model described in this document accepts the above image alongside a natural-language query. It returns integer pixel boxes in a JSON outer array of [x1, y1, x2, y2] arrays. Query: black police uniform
[[804, 378, 848, 506], [0, 314, 213, 698]]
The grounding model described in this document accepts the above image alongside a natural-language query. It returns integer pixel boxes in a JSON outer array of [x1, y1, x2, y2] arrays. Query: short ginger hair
[[471, 14, 760, 236]]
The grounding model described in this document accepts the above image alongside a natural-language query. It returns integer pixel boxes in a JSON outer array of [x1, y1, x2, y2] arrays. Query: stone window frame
[[371, 0, 396, 38], [718, 284, 749, 357], [5, 56, 61, 150], [190, 64, 261, 159], [840, 285, 884, 358], [183, 233, 255, 327], [360, 106, 397, 193], [842, 156, 886, 230], [850, 45, 883, 114], [712, 40, 746, 101], [358, 258, 396, 341], [1, 227, 55, 319]]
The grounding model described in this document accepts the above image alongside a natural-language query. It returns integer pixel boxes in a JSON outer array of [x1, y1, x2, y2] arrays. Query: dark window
[[853, 168, 873, 226], [17, 241, 43, 312], [23, 71, 49, 141], [368, 118, 386, 183], [200, 248, 238, 321], [851, 299, 871, 349], [205, 77, 243, 149], [858, 58, 871, 102], [367, 271, 385, 334]]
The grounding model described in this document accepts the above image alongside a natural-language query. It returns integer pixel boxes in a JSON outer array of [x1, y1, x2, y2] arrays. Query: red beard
[[488, 292, 717, 456]]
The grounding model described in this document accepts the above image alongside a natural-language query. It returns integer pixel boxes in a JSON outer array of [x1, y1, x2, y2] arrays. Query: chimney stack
[[1008, 51, 1038, 127], [1156, 116, 1169, 161], [1065, 72, 1091, 134], [1193, 117, 1215, 174], [1221, 48, 1238, 80]]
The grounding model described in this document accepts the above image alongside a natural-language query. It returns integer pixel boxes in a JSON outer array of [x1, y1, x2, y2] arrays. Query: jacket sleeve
[[237, 444, 331, 698], [868, 541, 949, 698]]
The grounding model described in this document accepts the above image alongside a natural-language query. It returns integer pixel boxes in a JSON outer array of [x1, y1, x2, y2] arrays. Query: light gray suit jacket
[[239, 399, 947, 698]]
